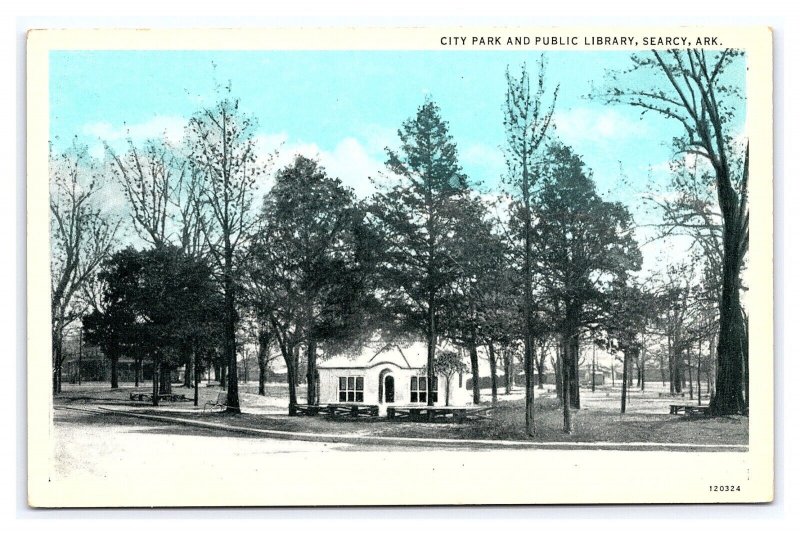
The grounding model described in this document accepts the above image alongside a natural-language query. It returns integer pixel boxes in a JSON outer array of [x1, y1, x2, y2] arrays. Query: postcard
[[27, 26, 773, 506]]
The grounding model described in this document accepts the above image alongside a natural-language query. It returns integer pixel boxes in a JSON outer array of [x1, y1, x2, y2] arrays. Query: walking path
[[54, 404, 748, 452]]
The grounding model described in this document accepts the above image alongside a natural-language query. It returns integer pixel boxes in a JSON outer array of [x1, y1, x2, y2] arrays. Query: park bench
[[658, 392, 686, 398], [129, 392, 189, 403], [669, 404, 709, 417], [292, 404, 322, 416], [324, 403, 379, 418], [387, 405, 491, 423], [203, 391, 229, 413]]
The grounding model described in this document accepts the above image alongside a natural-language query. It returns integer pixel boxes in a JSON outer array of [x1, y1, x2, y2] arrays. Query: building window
[[410, 376, 438, 403], [338, 376, 364, 403]]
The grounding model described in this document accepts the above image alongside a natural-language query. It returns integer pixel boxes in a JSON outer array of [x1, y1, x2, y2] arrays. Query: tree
[[532, 142, 642, 432], [186, 92, 269, 413], [603, 283, 651, 414], [245, 155, 372, 411], [50, 141, 119, 393], [107, 136, 207, 256], [82, 293, 137, 389], [369, 98, 470, 407], [601, 50, 748, 415], [440, 197, 510, 405], [503, 58, 558, 435], [88, 246, 222, 405], [433, 350, 468, 406], [107, 135, 209, 386]]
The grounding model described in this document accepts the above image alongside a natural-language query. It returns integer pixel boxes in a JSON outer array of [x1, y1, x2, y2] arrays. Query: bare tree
[[50, 141, 119, 393], [107, 136, 206, 256], [602, 49, 748, 415], [185, 92, 270, 413], [503, 57, 558, 436]]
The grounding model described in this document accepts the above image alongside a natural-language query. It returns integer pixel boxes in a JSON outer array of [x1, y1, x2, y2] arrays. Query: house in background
[[317, 342, 470, 415]]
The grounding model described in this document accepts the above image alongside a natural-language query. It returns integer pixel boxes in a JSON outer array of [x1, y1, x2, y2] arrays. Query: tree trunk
[[621, 351, 629, 414], [134, 357, 141, 387], [671, 345, 683, 394], [293, 345, 302, 387], [184, 356, 193, 389], [534, 345, 545, 389], [159, 364, 173, 394], [522, 160, 535, 435], [427, 298, 437, 410], [564, 334, 581, 409], [286, 344, 298, 416], [564, 303, 581, 409], [52, 328, 63, 395], [591, 347, 596, 393], [709, 160, 747, 416], [640, 341, 646, 392], [110, 356, 119, 389], [707, 333, 716, 399], [697, 338, 703, 406], [469, 336, 480, 405], [487, 340, 498, 404], [668, 335, 675, 395], [306, 339, 318, 405], [223, 268, 241, 413], [258, 327, 270, 396], [503, 350, 514, 394], [555, 343, 563, 400], [680, 352, 686, 389], [742, 307, 749, 412], [193, 349, 199, 407], [152, 353, 160, 407], [77, 332, 83, 386], [561, 336, 572, 433]]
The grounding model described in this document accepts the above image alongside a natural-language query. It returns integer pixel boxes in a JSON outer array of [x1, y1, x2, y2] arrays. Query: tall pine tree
[[369, 99, 470, 407]]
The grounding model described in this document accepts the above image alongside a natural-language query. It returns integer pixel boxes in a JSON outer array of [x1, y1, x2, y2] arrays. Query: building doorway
[[384, 375, 395, 403]]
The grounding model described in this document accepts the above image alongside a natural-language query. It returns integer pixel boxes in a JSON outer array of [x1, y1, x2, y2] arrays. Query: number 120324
[[709, 485, 741, 492]]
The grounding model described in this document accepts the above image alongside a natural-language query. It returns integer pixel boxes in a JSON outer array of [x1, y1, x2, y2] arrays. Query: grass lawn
[[55, 382, 748, 446], [179, 397, 748, 445]]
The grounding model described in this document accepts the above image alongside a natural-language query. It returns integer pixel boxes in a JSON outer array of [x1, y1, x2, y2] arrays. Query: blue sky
[[49, 50, 746, 272]]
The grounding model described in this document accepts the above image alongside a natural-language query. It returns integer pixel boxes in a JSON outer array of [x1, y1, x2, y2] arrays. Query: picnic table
[[203, 391, 229, 412], [323, 404, 379, 418], [129, 392, 189, 403], [292, 404, 322, 416], [387, 405, 490, 423], [669, 404, 709, 416]]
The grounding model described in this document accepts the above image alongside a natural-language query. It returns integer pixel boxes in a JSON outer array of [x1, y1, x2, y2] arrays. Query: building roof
[[318, 341, 435, 370]]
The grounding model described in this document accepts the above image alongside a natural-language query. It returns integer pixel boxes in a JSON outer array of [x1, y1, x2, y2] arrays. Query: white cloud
[[357, 123, 397, 155], [254, 133, 386, 199], [553, 107, 648, 145], [461, 143, 505, 182], [82, 115, 189, 161]]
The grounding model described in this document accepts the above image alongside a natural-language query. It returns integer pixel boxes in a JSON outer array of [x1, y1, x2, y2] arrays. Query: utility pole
[[77, 328, 83, 386]]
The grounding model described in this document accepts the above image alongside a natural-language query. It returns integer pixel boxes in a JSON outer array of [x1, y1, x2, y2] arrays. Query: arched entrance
[[378, 368, 395, 404], [384, 375, 395, 403]]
